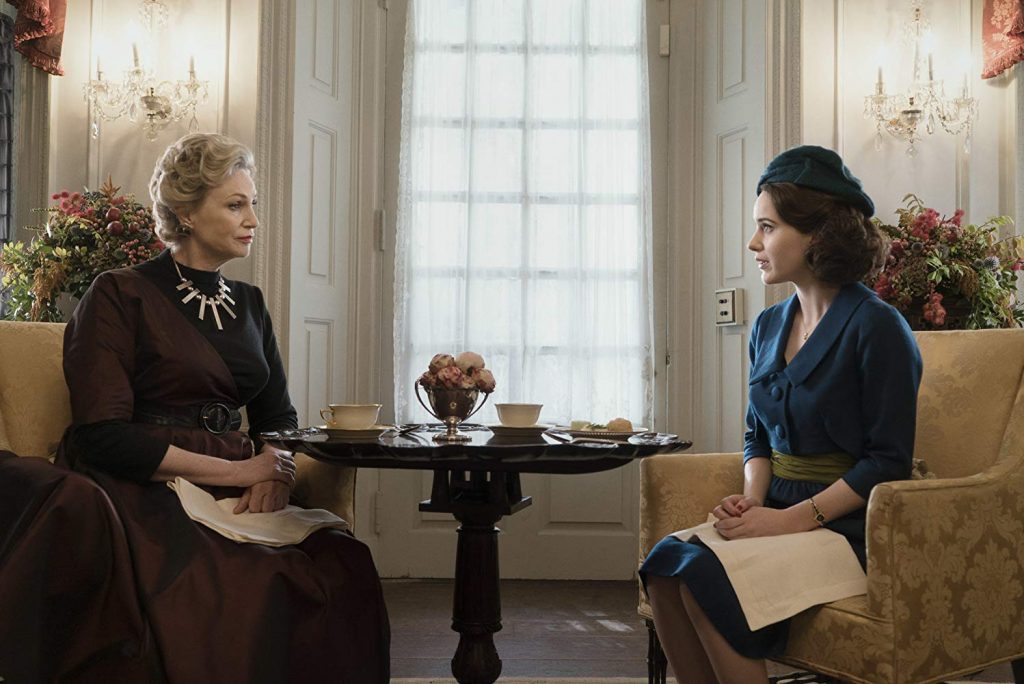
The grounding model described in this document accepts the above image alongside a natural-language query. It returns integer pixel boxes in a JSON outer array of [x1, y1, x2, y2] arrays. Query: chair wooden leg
[[646, 619, 668, 684], [1011, 657, 1024, 684]]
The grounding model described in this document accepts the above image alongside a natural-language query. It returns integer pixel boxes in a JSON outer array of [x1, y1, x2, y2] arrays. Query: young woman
[[640, 146, 922, 683], [5, 134, 390, 683]]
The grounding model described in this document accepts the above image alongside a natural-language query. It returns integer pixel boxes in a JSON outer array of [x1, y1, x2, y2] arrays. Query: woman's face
[[748, 191, 814, 286], [178, 169, 258, 269]]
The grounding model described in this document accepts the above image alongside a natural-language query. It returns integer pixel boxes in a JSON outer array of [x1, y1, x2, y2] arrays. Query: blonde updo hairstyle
[[149, 133, 256, 245]]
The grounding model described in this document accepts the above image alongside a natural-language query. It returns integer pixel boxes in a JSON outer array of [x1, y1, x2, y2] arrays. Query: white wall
[[47, 0, 258, 281], [801, 0, 1018, 227]]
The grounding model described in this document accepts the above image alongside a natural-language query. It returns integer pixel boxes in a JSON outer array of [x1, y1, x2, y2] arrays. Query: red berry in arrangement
[[51, 193, 60, 200], [128, 222, 140, 232], [60, 190, 69, 198], [106, 207, 122, 221], [107, 220, 124, 235], [111, 196, 125, 205]]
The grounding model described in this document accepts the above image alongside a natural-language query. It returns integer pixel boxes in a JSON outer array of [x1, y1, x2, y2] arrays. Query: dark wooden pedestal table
[[262, 426, 691, 684]]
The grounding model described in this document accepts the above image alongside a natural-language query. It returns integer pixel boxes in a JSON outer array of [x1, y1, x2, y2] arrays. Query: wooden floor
[[384, 579, 1015, 681], [385, 579, 649, 678]]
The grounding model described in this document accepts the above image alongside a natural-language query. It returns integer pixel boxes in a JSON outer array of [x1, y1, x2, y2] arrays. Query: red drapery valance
[[982, 0, 1024, 79], [6, 0, 66, 76]]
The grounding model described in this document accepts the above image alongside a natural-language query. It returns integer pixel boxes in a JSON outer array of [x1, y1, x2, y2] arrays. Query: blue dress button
[[774, 424, 787, 439], [770, 386, 783, 400]]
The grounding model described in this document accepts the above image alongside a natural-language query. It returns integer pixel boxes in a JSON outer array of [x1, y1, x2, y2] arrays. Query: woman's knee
[[646, 575, 679, 602]]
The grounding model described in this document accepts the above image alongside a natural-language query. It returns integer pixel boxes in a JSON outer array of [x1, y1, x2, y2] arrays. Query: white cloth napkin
[[168, 477, 350, 547], [672, 519, 867, 630]]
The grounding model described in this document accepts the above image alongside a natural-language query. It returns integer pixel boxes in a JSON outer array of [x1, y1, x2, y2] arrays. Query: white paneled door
[[372, 0, 670, 580], [696, 0, 768, 454], [286, 1, 356, 427]]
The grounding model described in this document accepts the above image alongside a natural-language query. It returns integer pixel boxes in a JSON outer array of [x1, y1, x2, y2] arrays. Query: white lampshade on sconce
[[83, 0, 208, 141], [863, 1, 977, 157]]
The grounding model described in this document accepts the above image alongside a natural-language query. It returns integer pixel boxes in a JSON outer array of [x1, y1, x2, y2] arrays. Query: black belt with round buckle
[[198, 402, 238, 435], [134, 402, 243, 435]]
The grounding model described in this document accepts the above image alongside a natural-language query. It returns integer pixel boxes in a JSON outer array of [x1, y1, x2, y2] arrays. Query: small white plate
[[318, 424, 393, 439], [488, 423, 554, 438]]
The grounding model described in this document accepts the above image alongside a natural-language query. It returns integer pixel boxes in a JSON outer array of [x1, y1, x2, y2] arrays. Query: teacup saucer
[[488, 423, 552, 438], [318, 424, 392, 439]]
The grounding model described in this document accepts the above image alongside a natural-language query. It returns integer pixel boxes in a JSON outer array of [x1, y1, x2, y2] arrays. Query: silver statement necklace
[[172, 258, 237, 331]]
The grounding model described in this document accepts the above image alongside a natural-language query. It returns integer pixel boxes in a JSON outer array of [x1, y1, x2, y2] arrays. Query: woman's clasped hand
[[232, 446, 296, 514], [711, 494, 804, 539]]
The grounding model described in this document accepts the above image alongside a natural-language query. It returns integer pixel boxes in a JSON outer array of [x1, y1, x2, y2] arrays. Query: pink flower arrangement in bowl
[[414, 351, 496, 442], [417, 351, 496, 394], [868, 194, 1024, 330]]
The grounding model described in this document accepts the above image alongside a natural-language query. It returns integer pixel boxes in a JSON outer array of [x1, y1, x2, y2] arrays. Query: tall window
[[394, 0, 654, 426]]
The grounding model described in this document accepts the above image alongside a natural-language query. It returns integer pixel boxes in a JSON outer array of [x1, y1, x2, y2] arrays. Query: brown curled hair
[[760, 182, 889, 285]]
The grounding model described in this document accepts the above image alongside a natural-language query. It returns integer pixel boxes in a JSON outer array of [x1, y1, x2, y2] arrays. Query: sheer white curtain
[[394, 0, 654, 427]]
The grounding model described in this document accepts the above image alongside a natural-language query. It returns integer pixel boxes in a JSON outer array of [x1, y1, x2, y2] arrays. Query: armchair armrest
[[639, 452, 744, 559], [863, 458, 1024, 650], [292, 454, 357, 529]]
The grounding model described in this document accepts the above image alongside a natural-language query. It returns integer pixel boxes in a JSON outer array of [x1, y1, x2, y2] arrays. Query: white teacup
[[320, 403, 382, 430], [494, 403, 543, 427]]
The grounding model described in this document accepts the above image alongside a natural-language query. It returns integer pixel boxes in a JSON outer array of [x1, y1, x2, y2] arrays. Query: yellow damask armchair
[[0, 321, 357, 524], [638, 329, 1024, 684]]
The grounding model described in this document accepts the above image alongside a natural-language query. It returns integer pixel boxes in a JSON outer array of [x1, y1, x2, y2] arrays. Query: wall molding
[[764, 0, 802, 307], [254, 0, 295, 358], [349, 0, 389, 407], [767, 0, 801, 156], [15, 60, 49, 243], [664, 0, 700, 445], [1016, 62, 1023, 231]]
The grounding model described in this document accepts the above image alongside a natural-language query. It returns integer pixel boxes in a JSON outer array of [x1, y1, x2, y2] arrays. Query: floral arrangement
[[418, 351, 497, 393], [868, 195, 1024, 329], [0, 178, 164, 321]]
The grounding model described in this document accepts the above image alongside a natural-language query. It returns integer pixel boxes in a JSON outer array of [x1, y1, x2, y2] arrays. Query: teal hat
[[757, 145, 875, 217]]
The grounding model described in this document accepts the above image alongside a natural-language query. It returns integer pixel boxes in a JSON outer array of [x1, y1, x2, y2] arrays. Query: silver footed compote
[[414, 384, 489, 442]]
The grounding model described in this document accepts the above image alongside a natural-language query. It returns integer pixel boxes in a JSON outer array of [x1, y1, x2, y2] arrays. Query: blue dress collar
[[749, 282, 874, 386]]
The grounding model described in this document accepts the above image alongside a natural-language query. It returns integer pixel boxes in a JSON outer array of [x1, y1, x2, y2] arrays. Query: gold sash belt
[[770, 449, 856, 485]]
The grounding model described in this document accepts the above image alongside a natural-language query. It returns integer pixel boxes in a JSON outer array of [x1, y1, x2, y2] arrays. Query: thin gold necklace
[[171, 258, 236, 331], [802, 318, 820, 341]]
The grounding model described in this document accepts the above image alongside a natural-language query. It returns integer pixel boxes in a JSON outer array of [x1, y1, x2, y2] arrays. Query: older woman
[[46, 133, 389, 682], [641, 146, 922, 683]]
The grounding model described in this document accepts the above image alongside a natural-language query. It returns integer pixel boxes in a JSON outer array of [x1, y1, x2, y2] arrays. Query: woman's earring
[[178, 221, 193, 236]]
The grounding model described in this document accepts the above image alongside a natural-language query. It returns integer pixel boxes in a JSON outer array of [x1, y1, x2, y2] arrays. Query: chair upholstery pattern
[[0, 322, 70, 458], [0, 320, 357, 524], [638, 329, 1024, 684]]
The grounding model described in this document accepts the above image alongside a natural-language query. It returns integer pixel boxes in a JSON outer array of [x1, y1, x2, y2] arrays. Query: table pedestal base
[[420, 469, 532, 684]]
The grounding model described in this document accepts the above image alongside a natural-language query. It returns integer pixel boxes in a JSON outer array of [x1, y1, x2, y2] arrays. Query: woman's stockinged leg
[[678, 583, 768, 684], [646, 575, 717, 684]]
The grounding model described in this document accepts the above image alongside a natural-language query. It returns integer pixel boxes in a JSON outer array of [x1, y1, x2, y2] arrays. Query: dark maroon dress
[[0, 261, 390, 683]]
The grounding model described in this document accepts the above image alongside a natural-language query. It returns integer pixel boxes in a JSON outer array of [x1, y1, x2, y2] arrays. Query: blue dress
[[640, 283, 922, 658]]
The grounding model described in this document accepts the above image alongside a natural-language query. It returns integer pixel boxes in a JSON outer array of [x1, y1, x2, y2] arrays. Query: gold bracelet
[[809, 497, 826, 527]]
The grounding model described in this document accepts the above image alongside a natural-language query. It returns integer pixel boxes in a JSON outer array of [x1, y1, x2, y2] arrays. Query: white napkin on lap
[[168, 477, 350, 547], [672, 520, 866, 630]]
